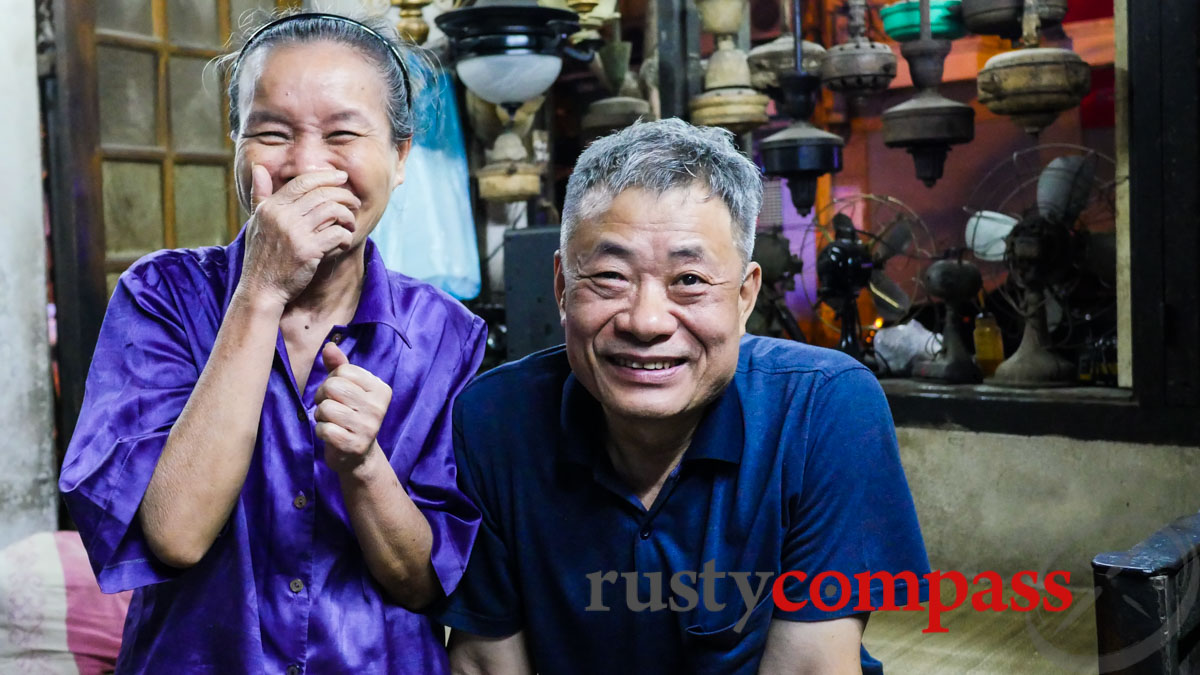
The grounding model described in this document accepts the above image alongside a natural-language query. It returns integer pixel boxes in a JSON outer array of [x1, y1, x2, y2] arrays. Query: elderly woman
[[59, 12, 484, 673]]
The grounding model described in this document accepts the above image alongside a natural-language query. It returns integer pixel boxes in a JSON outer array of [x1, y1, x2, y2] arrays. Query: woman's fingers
[[240, 168, 364, 303], [275, 169, 348, 202], [315, 217, 355, 255], [291, 186, 362, 223], [307, 201, 357, 234]]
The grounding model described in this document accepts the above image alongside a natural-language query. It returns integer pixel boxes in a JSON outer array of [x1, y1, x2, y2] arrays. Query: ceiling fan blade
[[873, 217, 915, 264], [869, 269, 911, 323], [965, 210, 1018, 262], [1038, 154, 1096, 226]]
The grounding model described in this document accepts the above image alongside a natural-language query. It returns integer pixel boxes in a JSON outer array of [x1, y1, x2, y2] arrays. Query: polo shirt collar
[[559, 373, 607, 469], [557, 371, 745, 469]]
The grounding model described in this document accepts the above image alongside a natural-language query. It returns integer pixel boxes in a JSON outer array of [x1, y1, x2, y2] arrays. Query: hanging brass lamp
[[392, 0, 432, 44]]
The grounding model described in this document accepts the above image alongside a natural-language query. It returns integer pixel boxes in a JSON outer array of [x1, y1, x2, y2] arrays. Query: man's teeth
[[615, 358, 677, 370]]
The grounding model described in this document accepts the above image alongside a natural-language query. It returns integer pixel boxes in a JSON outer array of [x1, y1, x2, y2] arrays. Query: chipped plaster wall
[[0, 0, 58, 546]]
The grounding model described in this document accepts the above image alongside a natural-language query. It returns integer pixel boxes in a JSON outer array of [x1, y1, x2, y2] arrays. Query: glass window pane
[[106, 272, 123, 298], [103, 161, 164, 256], [97, 46, 158, 147], [170, 57, 226, 152], [97, 0, 153, 35], [168, 0, 221, 47], [175, 165, 230, 247]]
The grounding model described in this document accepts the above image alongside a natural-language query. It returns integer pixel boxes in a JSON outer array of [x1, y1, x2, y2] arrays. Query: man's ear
[[391, 138, 413, 189], [738, 262, 763, 336], [553, 250, 567, 324]]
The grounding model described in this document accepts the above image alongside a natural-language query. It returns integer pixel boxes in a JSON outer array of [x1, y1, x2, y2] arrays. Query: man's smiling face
[[555, 184, 762, 428]]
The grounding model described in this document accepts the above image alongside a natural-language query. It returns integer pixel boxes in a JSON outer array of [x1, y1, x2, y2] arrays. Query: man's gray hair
[[560, 118, 763, 266]]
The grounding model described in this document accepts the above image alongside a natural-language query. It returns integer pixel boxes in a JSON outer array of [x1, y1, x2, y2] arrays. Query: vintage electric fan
[[963, 145, 1118, 387], [799, 195, 935, 367], [748, 228, 808, 341], [747, 180, 807, 341], [910, 250, 984, 383]]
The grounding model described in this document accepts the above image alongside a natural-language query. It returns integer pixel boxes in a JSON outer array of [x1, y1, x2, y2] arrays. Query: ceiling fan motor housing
[[883, 39, 975, 186], [961, 0, 1068, 39]]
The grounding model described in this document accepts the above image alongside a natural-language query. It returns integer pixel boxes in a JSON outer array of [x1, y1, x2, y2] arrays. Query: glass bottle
[[973, 312, 1004, 378]]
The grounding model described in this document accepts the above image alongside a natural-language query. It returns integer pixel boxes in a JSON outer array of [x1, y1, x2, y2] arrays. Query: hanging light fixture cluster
[[881, 0, 975, 187], [755, 0, 845, 215]]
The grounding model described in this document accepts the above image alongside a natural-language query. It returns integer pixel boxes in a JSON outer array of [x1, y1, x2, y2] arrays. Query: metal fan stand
[[913, 255, 984, 383], [989, 286, 1075, 386]]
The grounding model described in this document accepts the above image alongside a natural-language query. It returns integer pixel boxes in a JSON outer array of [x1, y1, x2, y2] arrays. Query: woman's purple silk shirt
[[59, 233, 485, 673]]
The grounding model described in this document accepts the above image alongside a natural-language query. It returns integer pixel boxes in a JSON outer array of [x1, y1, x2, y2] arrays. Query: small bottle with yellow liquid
[[973, 312, 1004, 378]]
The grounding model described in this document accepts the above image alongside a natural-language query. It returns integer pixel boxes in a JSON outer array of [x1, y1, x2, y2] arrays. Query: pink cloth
[[56, 532, 130, 674], [0, 531, 129, 674]]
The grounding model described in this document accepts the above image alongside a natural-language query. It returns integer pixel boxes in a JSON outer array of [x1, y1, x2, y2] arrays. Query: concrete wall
[[897, 427, 1200, 584], [0, 0, 58, 546]]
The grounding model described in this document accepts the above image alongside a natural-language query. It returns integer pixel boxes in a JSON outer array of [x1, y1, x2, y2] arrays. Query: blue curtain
[[372, 68, 481, 300]]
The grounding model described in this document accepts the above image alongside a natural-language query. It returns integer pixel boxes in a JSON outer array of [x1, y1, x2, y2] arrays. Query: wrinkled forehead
[[234, 40, 385, 117], [567, 185, 737, 259]]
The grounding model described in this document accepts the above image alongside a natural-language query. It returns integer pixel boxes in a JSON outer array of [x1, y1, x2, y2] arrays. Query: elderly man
[[59, 12, 483, 673], [439, 119, 930, 674]]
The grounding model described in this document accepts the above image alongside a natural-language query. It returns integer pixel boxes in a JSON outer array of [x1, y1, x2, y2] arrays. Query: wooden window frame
[[47, 0, 298, 449]]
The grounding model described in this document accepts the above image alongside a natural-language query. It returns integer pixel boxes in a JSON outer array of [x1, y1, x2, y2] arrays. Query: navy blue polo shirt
[[438, 335, 930, 674]]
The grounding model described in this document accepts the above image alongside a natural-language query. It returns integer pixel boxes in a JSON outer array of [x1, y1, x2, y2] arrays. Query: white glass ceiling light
[[455, 54, 564, 106], [435, 2, 581, 110], [435, 1, 586, 203]]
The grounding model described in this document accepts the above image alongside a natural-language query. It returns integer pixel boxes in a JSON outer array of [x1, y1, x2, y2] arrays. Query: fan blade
[[965, 210, 1018, 261], [1038, 155, 1096, 226], [869, 270, 911, 323], [873, 217, 914, 264]]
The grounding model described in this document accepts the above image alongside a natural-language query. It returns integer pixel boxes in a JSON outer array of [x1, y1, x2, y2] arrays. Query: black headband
[[233, 12, 411, 102]]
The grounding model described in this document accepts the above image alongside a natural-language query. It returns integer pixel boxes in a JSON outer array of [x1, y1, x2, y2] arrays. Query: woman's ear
[[392, 138, 413, 189]]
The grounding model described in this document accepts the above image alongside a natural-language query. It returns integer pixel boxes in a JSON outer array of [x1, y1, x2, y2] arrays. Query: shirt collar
[[559, 373, 607, 469], [350, 237, 410, 347], [224, 228, 409, 348], [557, 370, 745, 469]]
